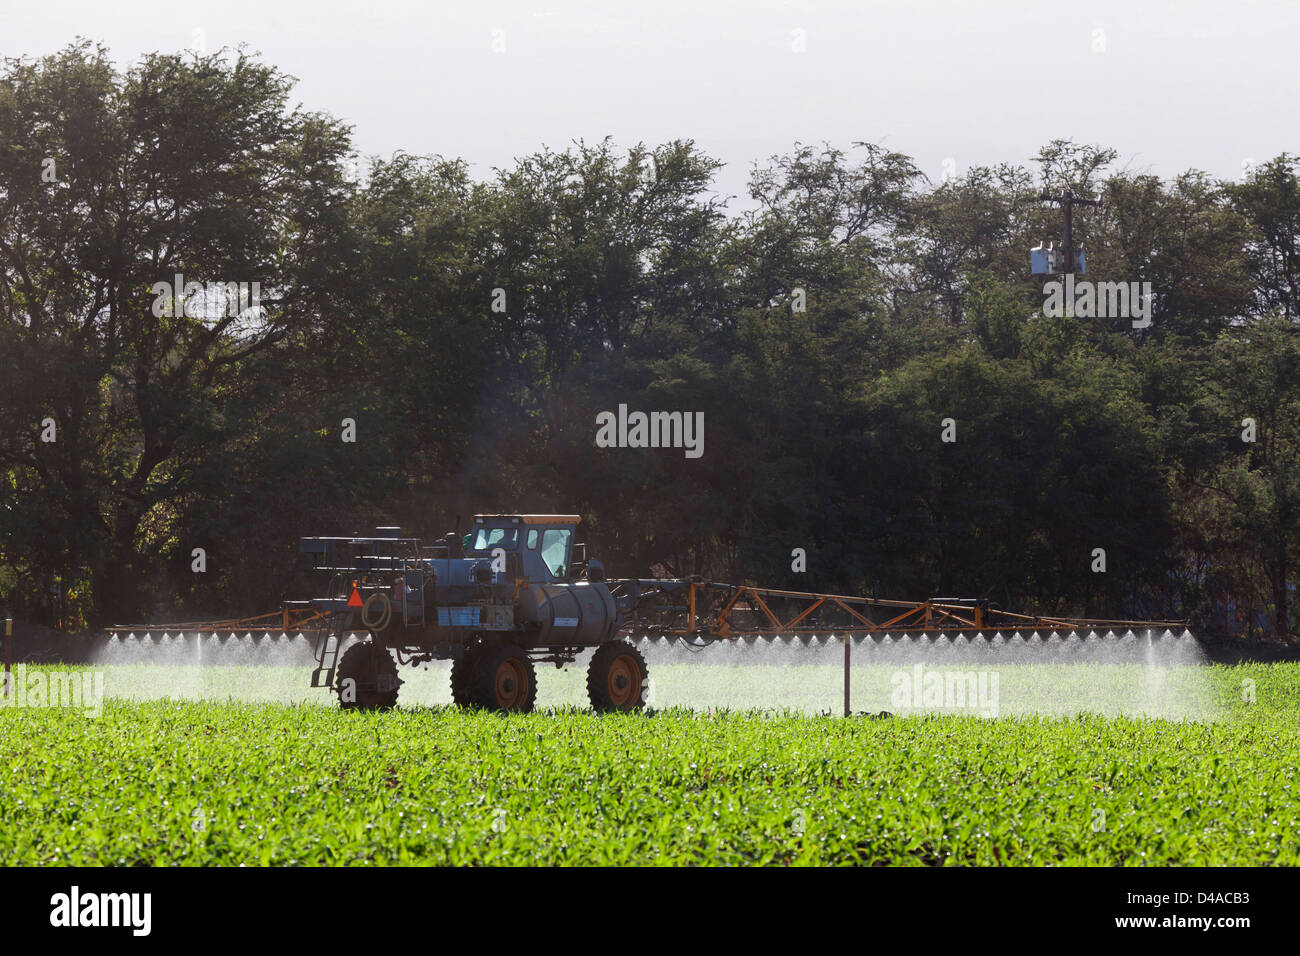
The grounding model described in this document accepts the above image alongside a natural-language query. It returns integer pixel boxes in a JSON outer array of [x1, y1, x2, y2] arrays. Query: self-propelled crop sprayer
[[107, 512, 1187, 712], [293, 514, 636, 711]]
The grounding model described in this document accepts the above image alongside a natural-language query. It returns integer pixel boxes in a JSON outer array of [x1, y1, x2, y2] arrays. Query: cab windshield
[[540, 528, 571, 578], [471, 526, 519, 551]]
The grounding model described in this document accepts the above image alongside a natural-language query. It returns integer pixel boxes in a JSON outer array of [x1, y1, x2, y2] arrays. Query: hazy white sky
[[5, 0, 1298, 205]]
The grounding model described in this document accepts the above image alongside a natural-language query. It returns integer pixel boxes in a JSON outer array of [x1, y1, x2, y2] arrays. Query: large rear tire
[[472, 644, 537, 713], [587, 641, 648, 712], [335, 640, 401, 711]]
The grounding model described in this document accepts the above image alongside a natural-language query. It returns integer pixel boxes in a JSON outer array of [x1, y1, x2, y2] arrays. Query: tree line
[[2, 43, 1299, 640]]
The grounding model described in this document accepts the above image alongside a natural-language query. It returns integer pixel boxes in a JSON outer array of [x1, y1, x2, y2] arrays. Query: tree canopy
[[2, 44, 1298, 641]]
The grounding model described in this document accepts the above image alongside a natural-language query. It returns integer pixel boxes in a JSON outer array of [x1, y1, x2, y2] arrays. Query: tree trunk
[[1273, 559, 1289, 642], [92, 507, 146, 627]]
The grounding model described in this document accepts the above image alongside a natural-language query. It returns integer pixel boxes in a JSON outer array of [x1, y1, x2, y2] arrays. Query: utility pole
[[843, 633, 851, 717], [1036, 188, 1102, 276]]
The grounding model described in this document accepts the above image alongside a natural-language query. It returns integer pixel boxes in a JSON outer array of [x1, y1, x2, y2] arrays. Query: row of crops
[[1, 663, 1297, 864]]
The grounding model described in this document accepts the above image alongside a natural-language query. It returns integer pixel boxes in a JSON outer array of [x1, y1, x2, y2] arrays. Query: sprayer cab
[[465, 514, 586, 582]]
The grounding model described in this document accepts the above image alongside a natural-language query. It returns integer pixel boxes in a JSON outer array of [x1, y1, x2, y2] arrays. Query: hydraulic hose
[[361, 592, 393, 632]]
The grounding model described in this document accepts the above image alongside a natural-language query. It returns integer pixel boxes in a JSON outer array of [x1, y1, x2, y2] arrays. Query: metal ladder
[[311, 605, 347, 689]]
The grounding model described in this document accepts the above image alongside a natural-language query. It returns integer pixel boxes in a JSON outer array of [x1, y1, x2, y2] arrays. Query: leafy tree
[[1204, 317, 1300, 638], [1229, 154, 1300, 321], [0, 42, 353, 623]]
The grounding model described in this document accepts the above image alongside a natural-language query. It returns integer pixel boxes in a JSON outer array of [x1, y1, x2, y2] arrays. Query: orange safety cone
[[347, 582, 364, 608]]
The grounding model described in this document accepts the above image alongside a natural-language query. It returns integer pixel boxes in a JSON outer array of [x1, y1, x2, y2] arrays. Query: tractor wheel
[[472, 644, 537, 713], [587, 641, 649, 712], [335, 641, 401, 711], [450, 640, 486, 708]]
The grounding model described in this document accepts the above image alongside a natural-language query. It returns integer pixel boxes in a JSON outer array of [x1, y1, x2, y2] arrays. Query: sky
[[4, 0, 1299, 207]]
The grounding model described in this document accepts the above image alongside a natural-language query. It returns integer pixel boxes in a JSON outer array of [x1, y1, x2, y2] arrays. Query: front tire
[[587, 641, 648, 712], [335, 640, 401, 710]]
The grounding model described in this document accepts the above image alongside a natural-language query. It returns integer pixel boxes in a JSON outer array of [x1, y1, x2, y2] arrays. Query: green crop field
[[1, 662, 1297, 866]]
